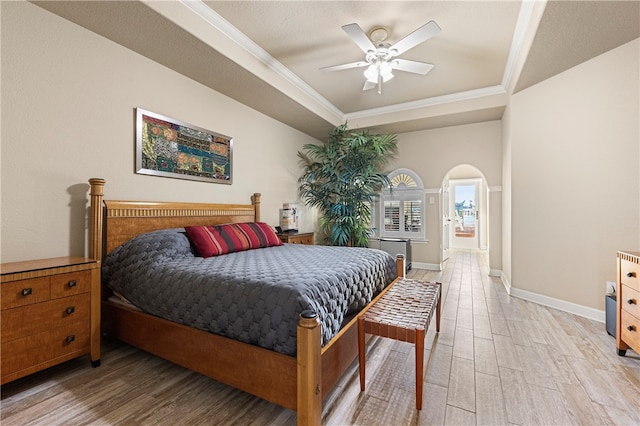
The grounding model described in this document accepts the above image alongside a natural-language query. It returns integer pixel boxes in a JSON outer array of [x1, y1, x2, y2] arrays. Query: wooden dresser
[[1, 257, 101, 384], [277, 232, 314, 245], [617, 250, 640, 356]]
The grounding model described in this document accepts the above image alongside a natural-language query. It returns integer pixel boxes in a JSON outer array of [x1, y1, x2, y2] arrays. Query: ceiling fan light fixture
[[379, 62, 394, 81], [364, 62, 394, 84], [324, 21, 441, 94], [364, 65, 378, 83]]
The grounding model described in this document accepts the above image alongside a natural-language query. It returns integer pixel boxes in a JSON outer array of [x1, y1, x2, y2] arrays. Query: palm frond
[[297, 122, 397, 246]]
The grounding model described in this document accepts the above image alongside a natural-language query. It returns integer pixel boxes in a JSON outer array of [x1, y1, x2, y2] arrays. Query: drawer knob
[[627, 325, 636, 332], [66, 306, 76, 315], [67, 280, 77, 288], [628, 299, 637, 305], [21, 287, 32, 296], [66, 335, 76, 343], [627, 272, 635, 278]]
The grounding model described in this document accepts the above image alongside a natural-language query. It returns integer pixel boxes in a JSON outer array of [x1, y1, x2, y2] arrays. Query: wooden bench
[[357, 278, 441, 410]]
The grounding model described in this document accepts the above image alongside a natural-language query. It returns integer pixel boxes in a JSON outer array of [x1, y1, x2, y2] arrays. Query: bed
[[88, 178, 404, 425]]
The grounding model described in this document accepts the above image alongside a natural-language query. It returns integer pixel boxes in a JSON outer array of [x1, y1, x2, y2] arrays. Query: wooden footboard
[[89, 178, 403, 425], [102, 301, 299, 408]]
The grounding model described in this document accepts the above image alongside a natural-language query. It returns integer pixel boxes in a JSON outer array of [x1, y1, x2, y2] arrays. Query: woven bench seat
[[357, 278, 441, 410]]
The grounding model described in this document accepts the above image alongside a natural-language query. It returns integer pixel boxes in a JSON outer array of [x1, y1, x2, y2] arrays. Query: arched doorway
[[441, 165, 488, 261]]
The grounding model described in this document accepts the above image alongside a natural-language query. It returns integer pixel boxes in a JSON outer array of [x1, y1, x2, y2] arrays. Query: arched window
[[377, 168, 425, 239]]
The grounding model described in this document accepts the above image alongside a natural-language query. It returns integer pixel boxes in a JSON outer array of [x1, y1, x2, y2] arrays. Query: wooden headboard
[[89, 178, 261, 259]]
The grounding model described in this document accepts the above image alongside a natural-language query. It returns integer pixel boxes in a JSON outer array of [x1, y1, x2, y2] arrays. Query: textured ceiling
[[207, 1, 519, 112], [515, 1, 640, 93], [31, 0, 639, 140]]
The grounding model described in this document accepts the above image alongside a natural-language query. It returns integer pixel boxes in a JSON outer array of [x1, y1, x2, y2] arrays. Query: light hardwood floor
[[2, 249, 639, 425]]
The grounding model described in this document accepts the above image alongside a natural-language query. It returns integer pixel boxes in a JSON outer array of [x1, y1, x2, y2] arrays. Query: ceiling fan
[[321, 21, 441, 94]]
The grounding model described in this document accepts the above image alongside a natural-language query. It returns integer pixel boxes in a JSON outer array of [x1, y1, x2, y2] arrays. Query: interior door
[[450, 179, 480, 249], [441, 179, 450, 261]]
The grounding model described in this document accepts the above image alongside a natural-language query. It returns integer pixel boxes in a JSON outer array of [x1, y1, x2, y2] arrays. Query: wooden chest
[[1, 257, 101, 384], [617, 251, 640, 356]]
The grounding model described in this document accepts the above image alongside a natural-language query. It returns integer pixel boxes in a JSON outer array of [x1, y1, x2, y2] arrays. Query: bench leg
[[358, 316, 366, 391], [415, 327, 425, 410]]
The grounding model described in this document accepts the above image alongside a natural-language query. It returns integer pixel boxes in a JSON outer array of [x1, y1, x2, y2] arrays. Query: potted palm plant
[[298, 123, 398, 247]]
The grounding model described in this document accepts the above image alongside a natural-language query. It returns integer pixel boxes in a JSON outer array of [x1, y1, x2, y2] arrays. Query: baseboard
[[489, 269, 502, 278], [491, 270, 604, 323], [416, 265, 606, 323], [496, 270, 511, 293], [412, 262, 442, 271], [510, 287, 605, 323]]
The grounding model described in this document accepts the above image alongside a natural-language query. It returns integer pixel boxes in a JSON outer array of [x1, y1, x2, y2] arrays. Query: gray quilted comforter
[[102, 229, 397, 356]]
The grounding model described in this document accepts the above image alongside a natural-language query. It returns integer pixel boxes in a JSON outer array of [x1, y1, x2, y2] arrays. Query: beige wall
[[505, 38, 640, 311], [3, 2, 638, 320], [390, 121, 503, 269], [0, 2, 319, 263]]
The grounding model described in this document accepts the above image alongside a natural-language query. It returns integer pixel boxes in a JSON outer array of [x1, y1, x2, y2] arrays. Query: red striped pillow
[[185, 222, 283, 258]]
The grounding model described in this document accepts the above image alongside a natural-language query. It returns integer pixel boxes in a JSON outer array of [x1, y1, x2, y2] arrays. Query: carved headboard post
[[89, 178, 105, 261], [253, 193, 261, 222]]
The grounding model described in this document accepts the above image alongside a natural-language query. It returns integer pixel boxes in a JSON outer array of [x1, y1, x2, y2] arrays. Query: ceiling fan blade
[[391, 59, 434, 75], [389, 20, 441, 56], [320, 61, 369, 72], [363, 80, 376, 91], [342, 23, 376, 53]]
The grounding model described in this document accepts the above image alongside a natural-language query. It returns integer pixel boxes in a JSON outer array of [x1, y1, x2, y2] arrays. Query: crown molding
[[345, 85, 507, 121], [502, 0, 548, 93], [178, 0, 344, 121], [176, 0, 540, 130]]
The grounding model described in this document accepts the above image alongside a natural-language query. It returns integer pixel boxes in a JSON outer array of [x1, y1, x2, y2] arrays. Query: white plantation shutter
[[384, 200, 400, 232], [378, 169, 425, 239]]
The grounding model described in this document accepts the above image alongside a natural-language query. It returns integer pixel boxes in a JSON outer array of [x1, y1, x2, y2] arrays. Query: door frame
[[441, 178, 451, 262], [449, 178, 482, 250]]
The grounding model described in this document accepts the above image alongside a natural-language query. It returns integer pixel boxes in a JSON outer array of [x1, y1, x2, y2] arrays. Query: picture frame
[[135, 108, 233, 184]]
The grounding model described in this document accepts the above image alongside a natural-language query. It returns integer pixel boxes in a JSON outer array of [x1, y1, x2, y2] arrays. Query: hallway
[[323, 249, 640, 424]]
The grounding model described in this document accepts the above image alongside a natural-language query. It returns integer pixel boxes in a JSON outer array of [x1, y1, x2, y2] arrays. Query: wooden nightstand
[[278, 232, 314, 245], [1, 257, 101, 384]]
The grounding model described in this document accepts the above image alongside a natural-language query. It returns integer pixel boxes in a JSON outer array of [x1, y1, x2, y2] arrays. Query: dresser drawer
[[621, 284, 640, 319], [50, 270, 90, 299], [1, 322, 90, 379], [0, 257, 100, 384], [279, 232, 314, 245], [291, 235, 314, 244], [1, 277, 50, 310], [620, 258, 639, 291], [620, 310, 640, 352], [1, 293, 90, 343]]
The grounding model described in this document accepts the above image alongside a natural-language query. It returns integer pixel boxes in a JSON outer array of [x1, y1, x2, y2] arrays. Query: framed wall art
[[135, 108, 233, 184]]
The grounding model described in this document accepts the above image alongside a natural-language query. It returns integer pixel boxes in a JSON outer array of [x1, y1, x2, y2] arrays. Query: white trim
[[345, 85, 506, 120], [179, 0, 344, 120], [412, 262, 442, 271], [501, 0, 538, 89], [510, 288, 605, 323], [489, 269, 502, 278], [493, 270, 604, 322]]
